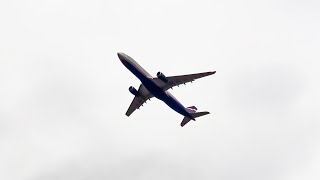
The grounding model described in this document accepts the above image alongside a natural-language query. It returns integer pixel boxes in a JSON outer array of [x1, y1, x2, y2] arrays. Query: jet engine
[[129, 86, 140, 96], [157, 72, 168, 83]]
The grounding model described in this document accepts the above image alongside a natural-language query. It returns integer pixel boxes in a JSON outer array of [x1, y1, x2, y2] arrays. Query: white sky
[[0, 0, 320, 180]]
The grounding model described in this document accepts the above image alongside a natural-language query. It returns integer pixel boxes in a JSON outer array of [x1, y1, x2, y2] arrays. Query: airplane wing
[[126, 84, 153, 116], [152, 71, 216, 91]]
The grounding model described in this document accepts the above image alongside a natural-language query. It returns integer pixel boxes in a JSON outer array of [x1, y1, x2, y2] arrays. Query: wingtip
[[211, 71, 216, 74]]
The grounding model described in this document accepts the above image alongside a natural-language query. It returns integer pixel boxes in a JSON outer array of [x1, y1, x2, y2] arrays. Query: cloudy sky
[[1, 0, 320, 180]]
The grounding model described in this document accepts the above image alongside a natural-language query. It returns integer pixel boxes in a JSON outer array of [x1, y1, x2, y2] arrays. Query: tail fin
[[187, 106, 198, 111], [180, 111, 210, 127], [186, 106, 197, 113]]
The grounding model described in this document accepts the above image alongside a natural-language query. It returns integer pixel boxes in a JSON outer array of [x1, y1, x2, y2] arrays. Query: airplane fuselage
[[118, 53, 194, 120]]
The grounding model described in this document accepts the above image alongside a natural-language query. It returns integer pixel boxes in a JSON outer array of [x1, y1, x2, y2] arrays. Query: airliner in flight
[[118, 52, 216, 127]]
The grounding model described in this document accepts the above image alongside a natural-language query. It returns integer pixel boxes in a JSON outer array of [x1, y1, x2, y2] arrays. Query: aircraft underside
[[118, 52, 215, 127]]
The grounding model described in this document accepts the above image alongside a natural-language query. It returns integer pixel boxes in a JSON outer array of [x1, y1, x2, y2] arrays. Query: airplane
[[118, 52, 216, 127]]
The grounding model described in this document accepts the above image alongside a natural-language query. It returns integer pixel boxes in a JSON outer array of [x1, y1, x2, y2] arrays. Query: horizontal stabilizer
[[181, 117, 191, 127], [192, 111, 210, 118], [180, 111, 210, 127]]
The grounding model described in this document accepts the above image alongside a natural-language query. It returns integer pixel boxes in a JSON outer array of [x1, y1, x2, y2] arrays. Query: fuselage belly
[[119, 53, 192, 119]]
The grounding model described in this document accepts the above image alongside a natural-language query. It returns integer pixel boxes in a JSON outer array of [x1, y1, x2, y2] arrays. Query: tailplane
[[181, 108, 210, 127]]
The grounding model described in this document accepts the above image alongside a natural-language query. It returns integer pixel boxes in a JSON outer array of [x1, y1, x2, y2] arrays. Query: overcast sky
[[1, 0, 320, 180]]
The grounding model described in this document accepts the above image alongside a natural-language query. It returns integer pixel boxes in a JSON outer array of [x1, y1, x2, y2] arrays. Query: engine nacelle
[[157, 72, 168, 83], [129, 86, 140, 96]]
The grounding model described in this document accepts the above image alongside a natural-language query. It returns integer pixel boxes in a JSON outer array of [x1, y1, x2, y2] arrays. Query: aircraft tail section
[[187, 106, 198, 111], [180, 109, 210, 127]]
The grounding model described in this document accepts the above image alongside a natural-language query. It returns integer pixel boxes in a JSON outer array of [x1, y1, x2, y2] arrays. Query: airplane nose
[[117, 52, 123, 60], [117, 52, 125, 63], [118, 52, 128, 65]]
